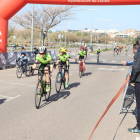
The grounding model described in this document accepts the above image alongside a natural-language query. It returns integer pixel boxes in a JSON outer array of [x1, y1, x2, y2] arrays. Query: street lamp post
[[83, 8, 103, 47], [99, 19, 114, 49], [31, 4, 34, 52]]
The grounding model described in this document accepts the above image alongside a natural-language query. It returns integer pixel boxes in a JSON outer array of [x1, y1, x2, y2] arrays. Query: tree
[[8, 25, 15, 39], [12, 5, 75, 46]]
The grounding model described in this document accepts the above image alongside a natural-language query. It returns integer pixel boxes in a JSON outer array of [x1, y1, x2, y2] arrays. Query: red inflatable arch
[[0, 0, 140, 53]]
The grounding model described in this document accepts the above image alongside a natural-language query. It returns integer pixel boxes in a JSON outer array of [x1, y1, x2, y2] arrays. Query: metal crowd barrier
[[0, 51, 56, 70], [118, 66, 136, 114]]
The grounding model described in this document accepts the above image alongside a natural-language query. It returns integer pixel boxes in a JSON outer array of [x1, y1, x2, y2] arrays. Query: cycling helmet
[[39, 46, 46, 53], [21, 51, 26, 55], [80, 47, 84, 51], [59, 47, 66, 53], [34, 47, 37, 49], [98, 47, 100, 49], [21, 46, 25, 49]]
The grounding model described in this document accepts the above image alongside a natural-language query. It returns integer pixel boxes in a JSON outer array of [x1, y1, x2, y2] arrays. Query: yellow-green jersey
[[36, 53, 52, 64]]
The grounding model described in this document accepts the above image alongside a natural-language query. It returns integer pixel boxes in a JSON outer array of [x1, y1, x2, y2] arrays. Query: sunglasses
[[39, 53, 45, 55]]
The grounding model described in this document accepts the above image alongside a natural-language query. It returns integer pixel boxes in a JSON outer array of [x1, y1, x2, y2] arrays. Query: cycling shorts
[[79, 56, 84, 60], [59, 61, 69, 74], [38, 64, 50, 76]]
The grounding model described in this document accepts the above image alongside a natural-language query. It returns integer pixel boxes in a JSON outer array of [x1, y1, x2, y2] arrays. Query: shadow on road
[[68, 82, 80, 90], [84, 72, 92, 76], [40, 91, 71, 109], [40, 82, 80, 109], [0, 99, 6, 105], [113, 111, 128, 140]]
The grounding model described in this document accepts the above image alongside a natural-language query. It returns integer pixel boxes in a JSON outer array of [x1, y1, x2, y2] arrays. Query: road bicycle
[[35, 67, 51, 109], [16, 60, 30, 78], [97, 53, 100, 63], [75, 59, 85, 78], [55, 64, 69, 93]]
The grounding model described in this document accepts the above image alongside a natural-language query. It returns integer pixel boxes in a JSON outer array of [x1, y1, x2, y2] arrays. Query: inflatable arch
[[0, 0, 140, 53]]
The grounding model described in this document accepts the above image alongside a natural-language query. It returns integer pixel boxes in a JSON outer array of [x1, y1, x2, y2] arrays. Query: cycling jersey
[[36, 53, 52, 64], [78, 50, 86, 57], [34, 49, 39, 54], [97, 49, 101, 53], [126, 48, 128, 51], [117, 47, 119, 50], [58, 53, 69, 62], [18, 55, 28, 62]]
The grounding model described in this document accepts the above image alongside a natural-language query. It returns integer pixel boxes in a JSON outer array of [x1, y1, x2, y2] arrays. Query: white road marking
[[6, 95, 21, 102], [110, 60, 116, 63], [0, 81, 35, 87], [0, 95, 21, 102], [98, 68, 125, 71]]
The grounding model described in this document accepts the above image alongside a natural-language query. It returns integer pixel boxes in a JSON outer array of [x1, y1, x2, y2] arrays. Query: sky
[[10, 4, 140, 32]]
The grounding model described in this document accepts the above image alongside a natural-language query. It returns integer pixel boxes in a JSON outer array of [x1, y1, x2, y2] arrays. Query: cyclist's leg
[[44, 65, 51, 92], [24, 63, 27, 74]]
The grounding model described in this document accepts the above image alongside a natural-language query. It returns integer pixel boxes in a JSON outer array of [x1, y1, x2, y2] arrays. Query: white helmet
[[98, 47, 100, 49], [39, 46, 46, 53]]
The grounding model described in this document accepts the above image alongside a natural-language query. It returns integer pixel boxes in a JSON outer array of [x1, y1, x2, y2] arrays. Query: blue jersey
[[19, 56, 28, 63]]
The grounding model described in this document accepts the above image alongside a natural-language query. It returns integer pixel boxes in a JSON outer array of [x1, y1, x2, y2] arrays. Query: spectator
[[136, 35, 140, 46], [128, 44, 140, 133], [122, 44, 138, 66], [13, 43, 16, 51], [90, 45, 93, 52]]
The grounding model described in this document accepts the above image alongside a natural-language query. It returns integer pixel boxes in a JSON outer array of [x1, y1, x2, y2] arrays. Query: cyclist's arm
[[126, 61, 133, 66]]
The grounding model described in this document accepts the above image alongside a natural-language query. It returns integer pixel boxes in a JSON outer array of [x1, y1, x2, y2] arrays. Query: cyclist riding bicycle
[[125, 47, 128, 55], [34, 46, 39, 59], [113, 47, 116, 55], [117, 46, 119, 54], [84, 44, 88, 58], [16, 51, 28, 75], [30, 46, 53, 92], [54, 47, 70, 88], [97, 47, 101, 59], [75, 47, 86, 71]]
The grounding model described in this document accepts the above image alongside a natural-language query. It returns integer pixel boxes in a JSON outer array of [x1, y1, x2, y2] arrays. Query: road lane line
[[0, 95, 12, 99], [6, 95, 21, 102], [0, 81, 35, 87]]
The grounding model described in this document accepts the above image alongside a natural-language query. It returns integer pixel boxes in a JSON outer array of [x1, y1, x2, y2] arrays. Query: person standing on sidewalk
[[128, 46, 140, 133]]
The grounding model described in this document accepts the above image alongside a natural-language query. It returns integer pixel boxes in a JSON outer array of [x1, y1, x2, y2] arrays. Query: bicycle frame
[[79, 60, 83, 72]]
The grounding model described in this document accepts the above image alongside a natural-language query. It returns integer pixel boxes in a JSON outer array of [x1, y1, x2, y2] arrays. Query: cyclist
[[75, 47, 86, 70], [119, 46, 122, 53], [34, 45, 39, 59], [97, 47, 101, 59], [117, 46, 119, 55], [16, 51, 28, 75], [21, 45, 26, 51], [54, 47, 70, 88], [125, 47, 128, 55], [90, 45, 93, 52], [84, 44, 88, 58], [30, 46, 53, 92], [113, 47, 116, 55]]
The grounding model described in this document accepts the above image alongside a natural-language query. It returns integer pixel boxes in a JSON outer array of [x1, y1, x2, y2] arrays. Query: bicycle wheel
[[16, 67, 22, 78], [45, 78, 51, 101], [26, 65, 30, 77], [35, 80, 42, 109], [55, 72, 62, 93], [79, 64, 82, 78]]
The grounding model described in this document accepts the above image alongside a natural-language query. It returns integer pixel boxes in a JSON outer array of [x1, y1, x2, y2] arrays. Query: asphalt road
[[0, 47, 138, 140]]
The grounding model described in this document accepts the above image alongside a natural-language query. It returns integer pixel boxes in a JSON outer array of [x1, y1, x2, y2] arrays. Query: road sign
[[13, 36, 16, 39], [58, 34, 63, 39]]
